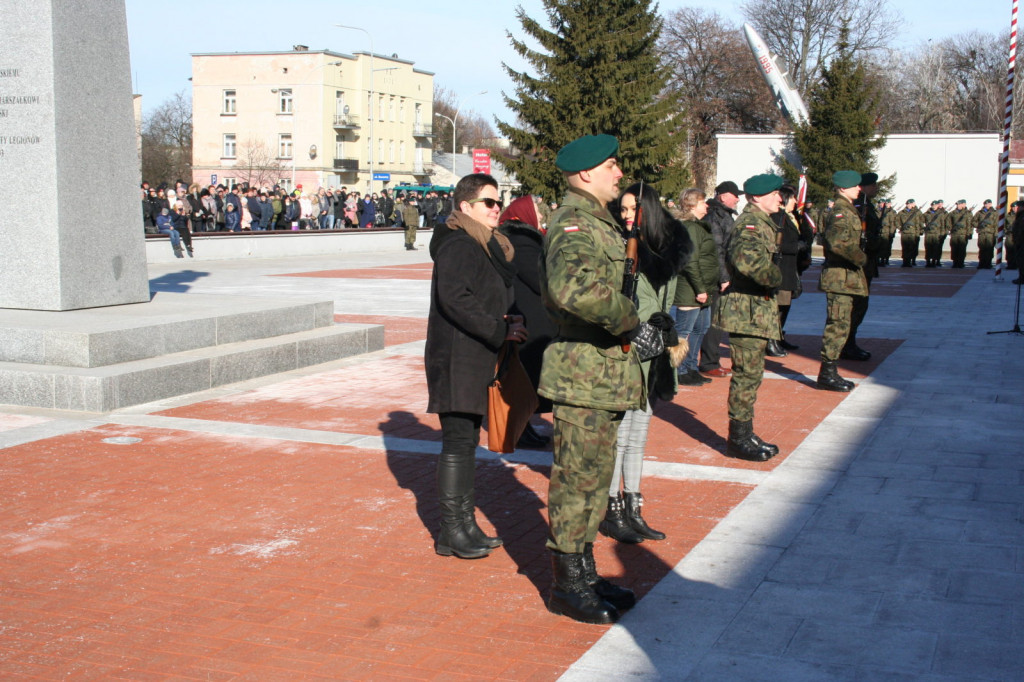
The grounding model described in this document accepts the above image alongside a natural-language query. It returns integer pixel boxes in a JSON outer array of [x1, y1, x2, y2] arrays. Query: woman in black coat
[[425, 173, 527, 560], [498, 196, 555, 447]]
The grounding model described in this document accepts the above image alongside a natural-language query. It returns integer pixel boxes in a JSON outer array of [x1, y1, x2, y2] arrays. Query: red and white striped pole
[[995, 0, 1018, 281]]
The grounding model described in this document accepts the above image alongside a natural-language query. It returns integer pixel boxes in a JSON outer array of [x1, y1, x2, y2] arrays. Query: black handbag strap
[[491, 342, 514, 384]]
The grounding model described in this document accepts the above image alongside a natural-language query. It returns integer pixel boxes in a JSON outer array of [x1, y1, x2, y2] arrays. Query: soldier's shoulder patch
[[835, 213, 844, 218], [563, 225, 579, 232], [744, 224, 757, 230]]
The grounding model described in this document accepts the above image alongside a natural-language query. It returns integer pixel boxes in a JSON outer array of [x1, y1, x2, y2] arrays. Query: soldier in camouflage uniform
[[947, 200, 974, 268], [898, 199, 924, 267], [817, 171, 867, 393], [973, 199, 998, 269], [843, 172, 879, 361], [923, 200, 949, 267], [1008, 201, 1020, 271], [539, 134, 643, 625], [712, 173, 783, 462], [879, 199, 897, 266]]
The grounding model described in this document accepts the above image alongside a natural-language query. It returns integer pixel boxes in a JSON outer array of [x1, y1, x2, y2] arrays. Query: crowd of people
[[422, 131, 1010, 627], [140, 180, 454, 257]]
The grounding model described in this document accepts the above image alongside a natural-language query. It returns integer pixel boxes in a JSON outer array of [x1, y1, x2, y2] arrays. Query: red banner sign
[[472, 148, 491, 175]]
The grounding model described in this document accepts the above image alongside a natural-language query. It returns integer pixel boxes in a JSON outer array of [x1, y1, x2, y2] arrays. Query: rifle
[[620, 185, 642, 353]]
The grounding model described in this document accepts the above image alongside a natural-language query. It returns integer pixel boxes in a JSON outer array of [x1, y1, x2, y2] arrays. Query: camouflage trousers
[[901, 235, 920, 264], [405, 224, 417, 247], [727, 334, 767, 423], [977, 234, 995, 267], [949, 236, 968, 265], [821, 292, 861, 361], [546, 403, 623, 554], [924, 234, 946, 262]]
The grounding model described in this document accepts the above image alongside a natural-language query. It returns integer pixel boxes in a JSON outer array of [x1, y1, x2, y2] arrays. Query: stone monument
[[0, 0, 150, 311]]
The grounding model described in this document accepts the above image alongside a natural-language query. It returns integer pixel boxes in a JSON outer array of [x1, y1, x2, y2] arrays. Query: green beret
[[984, 199, 993, 204], [956, 199, 966, 205], [906, 198, 916, 204], [930, 200, 938, 206], [555, 134, 619, 173], [860, 172, 878, 185], [742, 173, 783, 196], [832, 170, 861, 189]]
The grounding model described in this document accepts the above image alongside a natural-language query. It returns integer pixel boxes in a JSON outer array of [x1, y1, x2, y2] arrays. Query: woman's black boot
[[623, 492, 666, 541], [598, 494, 644, 544], [436, 455, 491, 559], [460, 489, 502, 548]]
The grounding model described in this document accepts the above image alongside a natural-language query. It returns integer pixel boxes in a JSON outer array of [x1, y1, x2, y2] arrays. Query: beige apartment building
[[191, 47, 435, 193]]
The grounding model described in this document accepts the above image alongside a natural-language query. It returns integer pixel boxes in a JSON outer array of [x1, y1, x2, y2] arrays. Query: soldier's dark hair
[[454, 173, 498, 210]]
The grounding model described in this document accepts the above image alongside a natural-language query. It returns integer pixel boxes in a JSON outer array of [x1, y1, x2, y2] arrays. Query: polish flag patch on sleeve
[[745, 224, 757, 230], [835, 214, 844, 218], [564, 225, 579, 232]]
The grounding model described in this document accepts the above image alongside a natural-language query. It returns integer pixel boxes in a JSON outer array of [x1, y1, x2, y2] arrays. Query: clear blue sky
[[126, 0, 1012, 126]]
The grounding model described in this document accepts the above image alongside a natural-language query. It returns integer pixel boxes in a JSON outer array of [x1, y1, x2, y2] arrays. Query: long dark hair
[[612, 183, 692, 291]]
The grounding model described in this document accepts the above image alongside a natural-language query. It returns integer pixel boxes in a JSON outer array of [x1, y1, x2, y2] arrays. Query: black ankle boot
[[460, 490, 502, 549], [840, 342, 871, 361], [765, 339, 788, 357], [623, 492, 666, 540], [436, 456, 491, 559], [582, 543, 635, 611], [598, 494, 644, 544], [726, 419, 777, 461], [817, 361, 854, 392], [547, 551, 618, 624]]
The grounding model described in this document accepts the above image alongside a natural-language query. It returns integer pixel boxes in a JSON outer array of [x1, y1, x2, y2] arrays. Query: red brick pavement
[[0, 260, 938, 680]]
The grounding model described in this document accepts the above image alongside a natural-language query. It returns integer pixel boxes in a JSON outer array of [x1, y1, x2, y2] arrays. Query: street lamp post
[[336, 24, 375, 196], [433, 90, 487, 176]]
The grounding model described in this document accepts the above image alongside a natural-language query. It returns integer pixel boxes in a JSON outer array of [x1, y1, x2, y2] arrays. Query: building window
[[223, 133, 236, 158], [336, 91, 346, 115], [389, 97, 395, 122], [222, 89, 236, 115], [400, 140, 406, 163], [400, 98, 405, 123], [279, 88, 293, 114], [389, 139, 395, 163], [279, 133, 293, 159], [414, 102, 422, 126], [223, 177, 236, 189], [336, 139, 345, 159], [378, 139, 384, 164], [280, 178, 292, 192], [367, 93, 372, 120], [378, 95, 385, 121]]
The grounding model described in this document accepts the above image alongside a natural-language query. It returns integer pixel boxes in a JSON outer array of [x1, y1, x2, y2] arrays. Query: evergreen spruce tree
[[779, 29, 886, 203], [497, 0, 688, 201]]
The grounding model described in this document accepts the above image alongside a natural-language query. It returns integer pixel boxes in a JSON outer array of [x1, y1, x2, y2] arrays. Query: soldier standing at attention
[[817, 171, 867, 393], [713, 173, 783, 462], [843, 172, 879, 362], [948, 200, 974, 268], [899, 199, 924, 267], [540, 134, 643, 625], [974, 199, 998, 269]]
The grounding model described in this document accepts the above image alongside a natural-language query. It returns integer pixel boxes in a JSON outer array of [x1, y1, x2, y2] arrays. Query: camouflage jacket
[[973, 208, 998, 237], [898, 207, 924, 238], [712, 203, 781, 340], [819, 195, 868, 296], [923, 208, 948, 236], [948, 208, 973, 238], [538, 187, 643, 411]]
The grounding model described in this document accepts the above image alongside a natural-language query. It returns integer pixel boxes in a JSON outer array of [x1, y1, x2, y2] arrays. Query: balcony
[[334, 158, 359, 172], [411, 163, 433, 176], [412, 123, 433, 137], [333, 114, 361, 129]]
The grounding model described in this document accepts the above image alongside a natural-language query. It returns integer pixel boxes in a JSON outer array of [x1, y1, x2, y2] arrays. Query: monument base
[[0, 293, 383, 412]]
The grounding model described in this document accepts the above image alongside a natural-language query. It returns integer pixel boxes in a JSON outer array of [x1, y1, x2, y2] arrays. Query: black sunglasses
[[468, 197, 503, 210]]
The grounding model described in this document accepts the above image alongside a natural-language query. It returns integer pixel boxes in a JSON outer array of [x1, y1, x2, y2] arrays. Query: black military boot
[[623, 492, 666, 541], [817, 361, 854, 392], [460, 489, 502, 549], [435, 456, 491, 559], [765, 339, 788, 357], [840, 340, 871, 361], [582, 543, 636, 611], [726, 419, 777, 462], [749, 432, 780, 457], [598, 494, 644, 544], [547, 551, 619, 624]]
